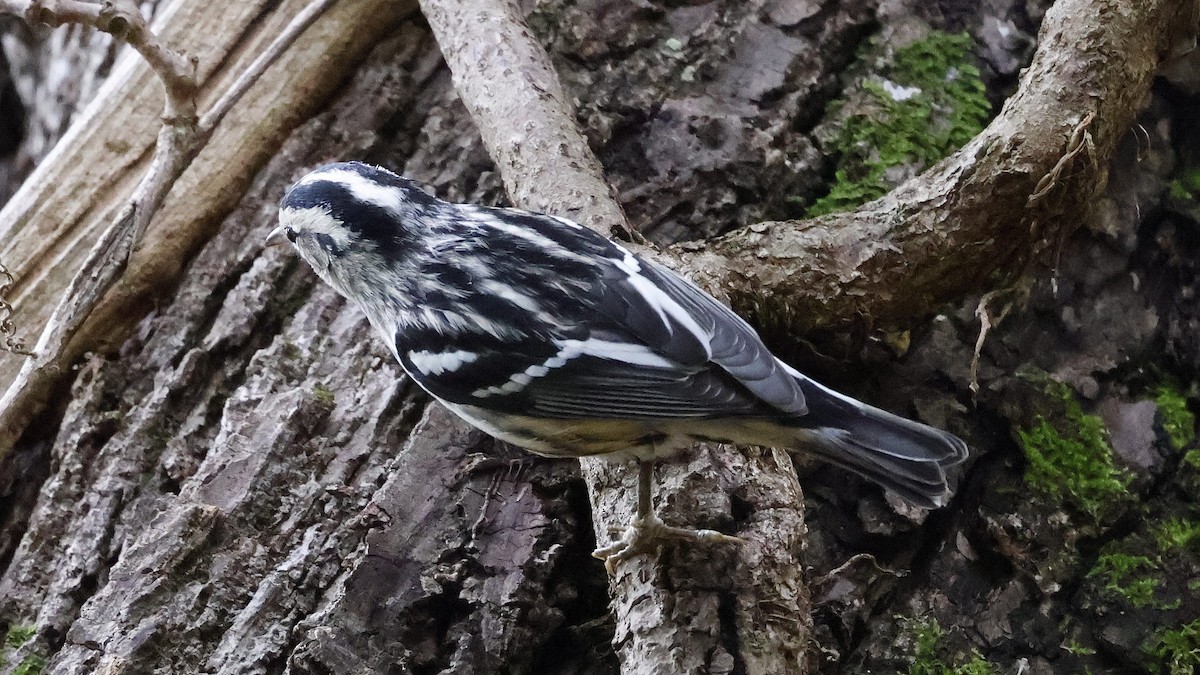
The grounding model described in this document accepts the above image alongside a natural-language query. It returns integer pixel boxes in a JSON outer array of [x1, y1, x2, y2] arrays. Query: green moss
[[1088, 553, 1162, 608], [1156, 385, 1196, 451], [1156, 517, 1200, 551], [1185, 450, 1200, 470], [4, 626, 34, 649], [1147, 619, 1200, 675], [11, 654, 46, 675], [1063, 640, 1096, 656], [312, 384, 336, 406], [807, 31, 990, 216], [1018, 385, 1132, 521], [902, 618, 998, 675], [2, 626, 44, 674], [281, 341, 301, 361], [1168, 168, 1200, 202]]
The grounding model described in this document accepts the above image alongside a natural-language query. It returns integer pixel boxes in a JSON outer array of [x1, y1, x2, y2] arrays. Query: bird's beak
[[265, 226, 291, 248]]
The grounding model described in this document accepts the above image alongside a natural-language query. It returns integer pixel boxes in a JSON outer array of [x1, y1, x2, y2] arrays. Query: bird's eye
[[285, 227, 298, 243]]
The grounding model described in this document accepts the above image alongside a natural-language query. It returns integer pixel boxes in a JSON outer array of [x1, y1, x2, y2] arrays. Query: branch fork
[[0, 0, 339, 451]]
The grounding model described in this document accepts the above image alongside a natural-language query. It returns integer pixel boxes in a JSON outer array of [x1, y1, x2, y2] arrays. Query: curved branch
[[0, 0, 405, 454], [10, 0, 198, 109], [669, 0, 1199, 337], [420, 0, 1194, 672]]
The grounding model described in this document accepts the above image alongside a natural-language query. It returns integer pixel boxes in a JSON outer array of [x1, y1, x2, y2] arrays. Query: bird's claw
[[593, 512, 742, 574]]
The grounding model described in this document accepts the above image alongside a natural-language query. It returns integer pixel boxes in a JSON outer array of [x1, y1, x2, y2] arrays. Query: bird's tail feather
[[787, 376, 969, 508]]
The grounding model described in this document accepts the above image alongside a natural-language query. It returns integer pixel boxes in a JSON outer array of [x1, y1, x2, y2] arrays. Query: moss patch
[[1018, 384, 1132, 522], [312, 384, 336, 407], [1087, 508, 1198, 611], [1185, 450, 1200, 471], [902, 618, 997, 675], [1168, 168, 1200, 202], [4, 626, 34, 650], [1088, 552, 1163, 609], [2, 625, 45, 674], [1156, 517, 1200, 552], [10, 655, 46, 675], [1156, 385, 1196, 451], [807, 31, 990, 216], [1147, 619, 1200, 675]]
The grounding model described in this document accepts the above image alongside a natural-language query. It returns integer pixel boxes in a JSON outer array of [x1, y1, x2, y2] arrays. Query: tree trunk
[[1, 0, 1198, 674]]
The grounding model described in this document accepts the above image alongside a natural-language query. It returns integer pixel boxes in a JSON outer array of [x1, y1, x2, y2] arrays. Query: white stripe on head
[[298, 167, 409, 215]]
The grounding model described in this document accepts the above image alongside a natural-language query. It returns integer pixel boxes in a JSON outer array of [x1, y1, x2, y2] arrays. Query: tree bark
[[0, 0, 1197, 673], [0, 0, 420, 449]]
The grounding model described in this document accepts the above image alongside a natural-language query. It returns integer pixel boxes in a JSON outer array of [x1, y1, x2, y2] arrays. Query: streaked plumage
[[269, 161, 969, 566]]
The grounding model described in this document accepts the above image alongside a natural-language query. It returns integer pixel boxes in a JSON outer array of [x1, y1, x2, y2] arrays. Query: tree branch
[[667, 0, 1199, 339], [419, 1, 811, 672], [0, 0, 388, 454]]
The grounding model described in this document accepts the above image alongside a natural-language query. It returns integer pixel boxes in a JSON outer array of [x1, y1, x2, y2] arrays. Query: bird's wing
[[591, 250, 808, 416], [396, 205, 807, 420], [394, 328, 771, 419]]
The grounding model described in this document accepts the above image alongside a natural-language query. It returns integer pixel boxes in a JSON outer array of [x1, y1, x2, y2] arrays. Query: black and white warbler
[[268, 161, 968, 569]]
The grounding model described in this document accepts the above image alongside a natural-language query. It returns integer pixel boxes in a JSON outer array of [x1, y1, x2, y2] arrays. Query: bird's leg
[[592, 460, 742, 574]]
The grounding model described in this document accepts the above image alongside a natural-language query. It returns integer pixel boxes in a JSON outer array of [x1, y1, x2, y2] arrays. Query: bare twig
[[11, 0, 197, 104], [1028, 111, 1097, 205], [970, 288, 1017, 397], [0, 0, 341, 451]]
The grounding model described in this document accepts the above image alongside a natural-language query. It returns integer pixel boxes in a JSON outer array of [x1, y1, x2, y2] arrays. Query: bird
[[267, 161, 969, 571]]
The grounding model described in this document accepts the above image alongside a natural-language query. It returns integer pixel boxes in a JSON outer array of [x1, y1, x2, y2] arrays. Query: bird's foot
[[592, 512, 742, 574]]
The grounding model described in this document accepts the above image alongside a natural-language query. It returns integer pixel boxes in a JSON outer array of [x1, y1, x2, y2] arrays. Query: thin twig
[[0, 0, 341, 452], [969, 285, 1026, 398], [1028, 111, 1096, 204]]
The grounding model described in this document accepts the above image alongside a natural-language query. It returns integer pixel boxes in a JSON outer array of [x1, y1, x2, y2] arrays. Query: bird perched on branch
[[267, 161, 968, 571]]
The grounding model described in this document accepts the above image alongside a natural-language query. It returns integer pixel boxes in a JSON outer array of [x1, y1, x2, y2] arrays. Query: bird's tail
[[780, 374, 969, 508]]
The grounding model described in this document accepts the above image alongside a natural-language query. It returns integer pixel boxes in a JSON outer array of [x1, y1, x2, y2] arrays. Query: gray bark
[[0, 0, 1197, 674]]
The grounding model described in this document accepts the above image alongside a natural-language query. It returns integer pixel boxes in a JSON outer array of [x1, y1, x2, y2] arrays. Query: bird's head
[[268, 161, 434, 263], [268, 161, 437, 298]]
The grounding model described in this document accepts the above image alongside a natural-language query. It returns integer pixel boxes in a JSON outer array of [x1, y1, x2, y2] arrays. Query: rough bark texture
[[671, 0, 1198, 338], [0, 0, 420, 444], [0, 0, 1198, 674]]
